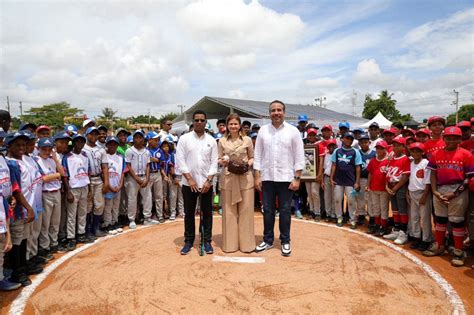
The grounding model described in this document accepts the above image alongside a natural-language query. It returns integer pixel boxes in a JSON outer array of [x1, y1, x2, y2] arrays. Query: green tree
[[446, 104, 474, 125], [159, 112, 179, 124], [130, 114, 160, 124], [362, 90, 401, 121], [99, 107, 118, 121], [21, 102, 83, 130]]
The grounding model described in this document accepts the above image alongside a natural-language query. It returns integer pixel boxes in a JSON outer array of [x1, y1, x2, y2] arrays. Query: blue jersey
[[147, 147, 162, 172], [359, 149, 376, 179], [160, 152, 175, 175], [331, 147, 362, 186]]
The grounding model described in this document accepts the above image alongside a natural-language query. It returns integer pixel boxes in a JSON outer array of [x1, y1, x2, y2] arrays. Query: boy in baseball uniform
[[146, 131, 164, 222]]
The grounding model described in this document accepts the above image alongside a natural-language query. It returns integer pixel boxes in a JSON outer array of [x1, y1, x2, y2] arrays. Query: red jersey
[[367, 157, 389, 191], [427, 147, 474, 186], [424, 137, 445, 160], [385, 154, 411, 183], [460, 138, 474, 154]]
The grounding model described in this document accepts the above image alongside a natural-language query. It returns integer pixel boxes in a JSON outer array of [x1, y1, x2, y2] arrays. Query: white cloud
[[228, 89, 245, 99], [304, 77, 339, 88]]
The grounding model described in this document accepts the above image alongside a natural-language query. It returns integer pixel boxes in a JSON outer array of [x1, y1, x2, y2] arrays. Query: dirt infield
[[3, 217, 467, 314]]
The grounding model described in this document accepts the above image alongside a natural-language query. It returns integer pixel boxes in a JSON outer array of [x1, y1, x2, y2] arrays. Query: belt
[[150, 170, 160, 173], [90, 174, 101, 178], [43, 189, 60, 193]]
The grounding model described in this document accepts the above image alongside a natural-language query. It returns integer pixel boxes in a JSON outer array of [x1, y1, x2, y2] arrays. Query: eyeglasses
[[194, 119, 206, 123]]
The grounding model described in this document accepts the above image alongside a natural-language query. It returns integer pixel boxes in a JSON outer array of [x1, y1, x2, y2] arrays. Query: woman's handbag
[[227, 160, 249, 174]]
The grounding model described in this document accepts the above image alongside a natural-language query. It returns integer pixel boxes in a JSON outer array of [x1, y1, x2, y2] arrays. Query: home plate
[[212, 256, 266, 264]]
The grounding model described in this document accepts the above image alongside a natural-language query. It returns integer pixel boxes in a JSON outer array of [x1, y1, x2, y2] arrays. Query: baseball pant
[[433, 184, 468, 222], [468, 190, 474, 240], [323, 175, 335, 218], [355, 178, 370, 216], [126, 175, 152, 222], [119, 185, 128, 216], [221, 188, 255, 253], [103, 191, 121, 226], [409, 190, 433, 242], [169, 183, 184, 217], [149, 172, 164, 219], [58, 192, 67, 240], [370, 191, 389, 220], [67, 186, 89, 239], [39, 191, 61, 250], [334, 185, 356, 222], [305, 181, 321, 215], [182, 185, 213, 244], [0, 233, 5, 281], [9, 219, 25, 246], [88, 177, 105, 215], [26, 212, 42, 259], [262, 181, 293, 245]]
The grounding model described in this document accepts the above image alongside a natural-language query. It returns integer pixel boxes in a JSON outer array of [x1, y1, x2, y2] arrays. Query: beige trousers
[[88, 177, 105, 215], [40, 191, 62, 249], [67, 186, 89, 239], [26, 213, 42, 259], [221, 188, 255, 253]]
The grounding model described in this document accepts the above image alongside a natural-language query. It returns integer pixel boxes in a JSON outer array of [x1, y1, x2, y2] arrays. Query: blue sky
[[1, 0, 472, 121]]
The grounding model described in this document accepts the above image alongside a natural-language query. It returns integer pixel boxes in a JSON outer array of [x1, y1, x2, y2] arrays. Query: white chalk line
[[213, 256, 265, 264], [8, 216, 466, 315]]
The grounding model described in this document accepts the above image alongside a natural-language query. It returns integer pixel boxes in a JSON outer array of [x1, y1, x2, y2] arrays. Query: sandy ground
[[2, 217, 462, 314]]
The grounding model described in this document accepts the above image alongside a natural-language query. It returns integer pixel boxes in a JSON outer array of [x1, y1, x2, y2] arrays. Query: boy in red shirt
[[366, 141, 390, 235], [457, 120, 474, 154], [384, 136, 411, 245], [424, 116, 446, 159], [415, 128, 430, 144], [423, 127, 474, 267]]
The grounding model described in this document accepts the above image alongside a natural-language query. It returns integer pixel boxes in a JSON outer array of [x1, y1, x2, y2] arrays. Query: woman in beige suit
[[218, 113, 255, 253]]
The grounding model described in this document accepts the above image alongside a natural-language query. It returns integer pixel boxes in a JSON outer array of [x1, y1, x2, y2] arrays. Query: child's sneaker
[[295, 210, 303, 219], [169, 214, 176, 221], [451, 249, 465, 267], [0, 279, 21, 291], [394, 230, 408, 245], [129, 221, 137, 229], [336, 218, 343, 227], [423, 243, 445, 257], [350, 221, 357, 229], [383, 228, 400, 240]]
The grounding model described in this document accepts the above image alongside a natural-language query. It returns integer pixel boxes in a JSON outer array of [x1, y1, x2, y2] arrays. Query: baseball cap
[[415, 128, 430, 136], [115, 128, 131, 136], [53, 131, 71, 141], [146, 131, 160, 140], [82, 119, 96, 128], [0, 128, 6, 139], [72, 134, 86, 141], [251, 123, 260, 130], [392, 135, 406, 145], [127, 135, 133, 143], [427, 116, 446, 126], [382, 127, 397, 135], [19, 122, 38, 131], [250, 132, 258, 139], [4, 132, 30, 146], [307, 128, 318, 135], [132, 130, 145, 138], [306, 123, 318, 130], [327, 139, 337, 146], [443, 126, 462, 137], [456, 121, 471, 129], [298, 115, 308, 123], [22, 130, 36, 140], [353, 127, 364, 133], [339, 122, 350, 129], [369, 122, 379, 128], [105, 136, 120, 144], [408, 142, 425, 152], [359, 132, 370, 140], [37, 125, 51, 132], [375, 140, 388, 149], [64, 124, 78, 133], [321, 125, 333, 131], [38, 137, 54, 148], [97, 125, 108, 132], [343, 131, 355, 139], [85, 127, 99, 135], [401, 128, 415, 136]]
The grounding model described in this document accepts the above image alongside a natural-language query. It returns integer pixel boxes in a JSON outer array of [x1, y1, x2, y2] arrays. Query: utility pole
[[351, 90, 357, 117], [453, 89, 459, 124], [6, 96, 10, 113], [19, 101, 23, 116], [178, 104, 185, 114], [148, 109, 151, 126], [314, 97, 326, 108]]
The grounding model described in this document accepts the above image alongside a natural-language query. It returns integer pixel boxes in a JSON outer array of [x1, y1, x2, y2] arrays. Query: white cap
[[82, 119, 95, 128]]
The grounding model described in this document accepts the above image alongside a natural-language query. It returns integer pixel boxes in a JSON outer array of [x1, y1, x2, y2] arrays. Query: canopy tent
[[359, 111, 392, 129]]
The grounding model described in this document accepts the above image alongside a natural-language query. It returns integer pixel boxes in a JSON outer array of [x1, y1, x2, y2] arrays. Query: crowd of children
[[0, 111, 472, 292]]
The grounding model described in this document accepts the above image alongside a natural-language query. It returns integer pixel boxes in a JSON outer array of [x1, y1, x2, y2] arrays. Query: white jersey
[[125, 146, 150, 176], [63, 152, 90, 188], [323, 152, 333, 176], [36, 156, 62, 191], [96, 141, 106, 149], [0, 155, 12, 199], [6, 157, 33, 217], [23, 155, 44, 214], [83, 143, 108, 176], [408, 159, 431, 192], [107, 153, 126, 189]]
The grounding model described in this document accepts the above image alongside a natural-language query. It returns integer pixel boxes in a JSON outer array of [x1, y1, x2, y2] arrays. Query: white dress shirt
[[253, 121, 305, 182], [175, 131, 218, 189]]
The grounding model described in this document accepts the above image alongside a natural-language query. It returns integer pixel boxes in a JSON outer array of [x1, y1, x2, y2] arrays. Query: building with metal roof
[[173, 96, 368, 132]]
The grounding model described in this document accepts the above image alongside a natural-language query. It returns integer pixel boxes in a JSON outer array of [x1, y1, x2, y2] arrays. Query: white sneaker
[[129, 221, 137, 229], [108, 229, 118, 235], [169, 214, 176, 221], [116, 227, 123, 233], [255, 241, 273, 253], [394, 230, 408, 245], [383, 229, 400, 240], [144, 218, 159, 226], [281, 243, 292, 257]]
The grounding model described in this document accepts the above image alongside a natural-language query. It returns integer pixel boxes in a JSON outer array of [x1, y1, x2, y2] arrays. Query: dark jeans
[[262, 181, 294, 245], [182, 185, 213, 244]]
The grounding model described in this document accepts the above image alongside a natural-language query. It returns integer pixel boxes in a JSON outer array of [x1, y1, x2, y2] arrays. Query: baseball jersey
[[83, 143, 109, 176], [424, 138, 445, 160], [23, 155, 44, 215], [427, 147, 474, 186], [6, 157, 31, 221], [331, 146, 362, 186], [36, 156, 62, 191], [317, 139, 332, 155], [359, 149, 376, 179], [107, 153, 126, 189], [62, 152, 90, 188], [460, 138, 474, 154], [323, 152, 333, 176], [408, 159, 430, 191], [367, 157, 389, 191], [125, 146, 150, 176], [385, 155, 411, 183], [161, 152, 175, 175], [147, 147, 162, 172], [0, 156, 12, 233]]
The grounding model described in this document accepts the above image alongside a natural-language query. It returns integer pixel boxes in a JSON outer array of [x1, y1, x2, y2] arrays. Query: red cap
[[415, 128, 430, 136], [408, 142, 425, 153], [327, 139, 337, 146], [443, 126, 462, 137], [405, 136, 415, 142], [37, 125, 51, 132], [392, 135, 406, 145], [456, 121, 471, 129], [375, 140, 388, 149], [401, 128, 415, 136], [321, 125, 333, 131], [427, 116, 446, 126], [307, 128, 318, 135], [471, 117, 474, 123], [382, 127, 397, 135]]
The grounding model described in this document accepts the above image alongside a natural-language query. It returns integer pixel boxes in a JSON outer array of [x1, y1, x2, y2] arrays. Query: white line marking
[[213, 256, 265, 264], [8, 216, 466, 315]]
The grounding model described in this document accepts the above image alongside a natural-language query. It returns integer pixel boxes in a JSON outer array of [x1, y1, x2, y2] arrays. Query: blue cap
[[105, 136, 120, 144], [146, 131, 159, 140], [343, 131, 355, 139], [353, 127, 364, 133], [297, 115, 308, 122], [85, 127, 99, 135], [214, 133, 223, 140], [132, 130, 145, 138], [359, 132, 370, 140], [339, 121, 350, 129], [21, 130, 36, 140], [64, 124, 78, 133], [72, 134, 86, 141], [250, 132, 258, 139], [127, 135, 133, 143], [5, 132, 30, 146], [53, 132, 71, 141], [19, 122, 37, 131], [38, 137, 54, 148], [251, 124, 260, 130]]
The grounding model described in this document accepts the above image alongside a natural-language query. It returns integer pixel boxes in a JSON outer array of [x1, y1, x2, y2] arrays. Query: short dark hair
[[193, 110, 207, 120], [269, 100, 285, 112], [0, 110, 11, 124], [392, 122, 403, 130], [242, 120, 251, 127], [216, 119, 226, 126]]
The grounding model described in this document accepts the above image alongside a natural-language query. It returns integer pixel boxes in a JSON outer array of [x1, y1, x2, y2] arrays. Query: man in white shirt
[[158, 119, 173, 142], [254, 100, 305, 257], [175, 110, 218, 255]]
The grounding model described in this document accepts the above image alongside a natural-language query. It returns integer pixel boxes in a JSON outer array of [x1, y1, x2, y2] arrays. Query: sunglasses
[[166, 123, 173, 126], [194, 119, 206, 123]]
